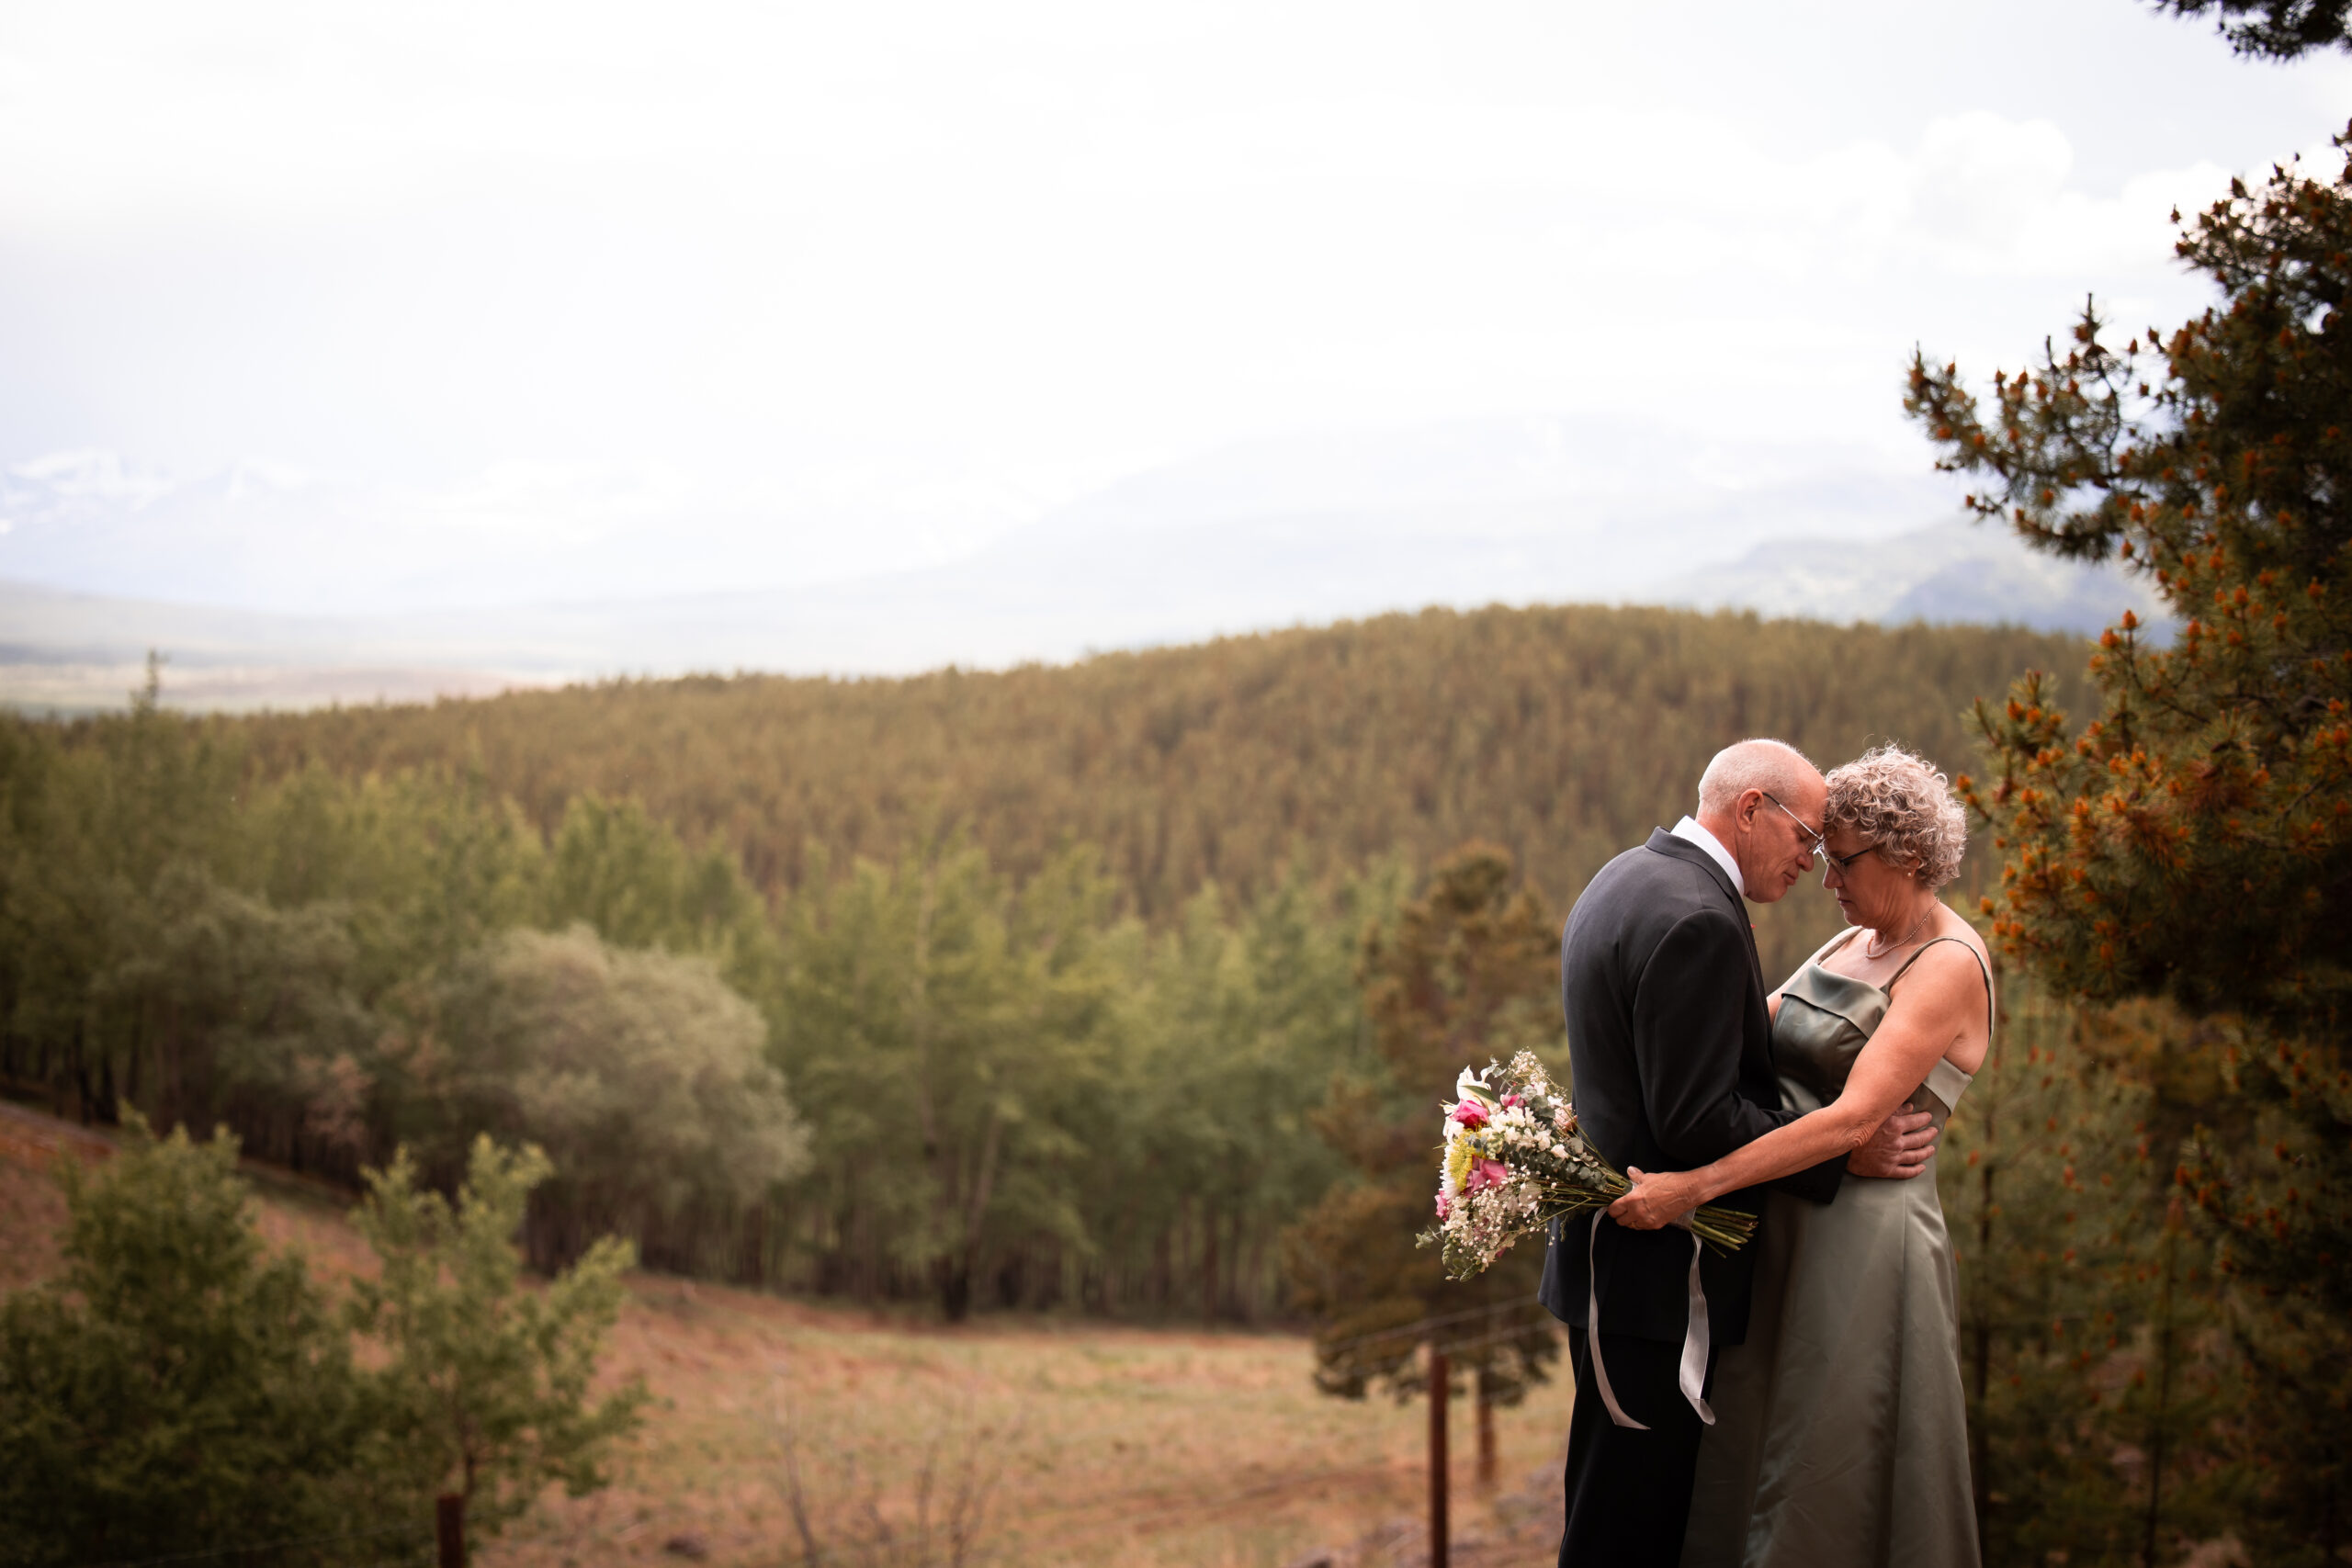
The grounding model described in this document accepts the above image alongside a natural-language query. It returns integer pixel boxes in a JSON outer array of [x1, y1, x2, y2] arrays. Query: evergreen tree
[[0, 1115, 373, 1565], [93, 863, 376, 1172], [1082, 870, 1374, 1319], [776, 836, 1116, 1318], [348, 1136, 648, 1550], [1908, 131, 2352, 1560], [2148, 0, 2352, 59], [1288, 843, 1564, 1488], [245, 762, 546, 994], [541, 792, 781, 1004], [1937, 984, 2245, 1565]]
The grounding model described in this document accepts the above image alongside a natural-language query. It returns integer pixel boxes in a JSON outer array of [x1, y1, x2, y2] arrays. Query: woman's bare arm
[[1608, 945, 1981, 1228]]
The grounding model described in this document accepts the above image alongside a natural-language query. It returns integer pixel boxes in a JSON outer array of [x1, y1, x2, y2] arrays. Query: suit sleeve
[[1633, 909, 1846, 1203]]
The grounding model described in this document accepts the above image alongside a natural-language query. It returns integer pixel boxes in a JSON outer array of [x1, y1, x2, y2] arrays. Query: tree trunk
[[1239, 1213, 1268, 1322], [1970, 1015, 2001, 1543], [1153, 1217, 1172, 1311], [1475, 1365, 1498, 1490], [937, 1258, 973, 1322], [1201, 1201, 1220, 1322], [1428, 1347, 1450, 1568], [436, 1494, 466, 1568], [2141, 1201, 2182, 1568], [1174, 1196, 1192, 1311], [72, 1018, 91, 1125], [738, 1202, 769, 1286]]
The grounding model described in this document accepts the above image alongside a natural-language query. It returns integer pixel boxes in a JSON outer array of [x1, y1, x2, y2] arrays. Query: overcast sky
[[4, 0, 2350, 614]]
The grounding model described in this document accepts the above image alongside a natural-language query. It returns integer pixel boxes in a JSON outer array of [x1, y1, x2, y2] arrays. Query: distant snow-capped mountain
[[0, 451, 956, 614], [0, 454, 394, 610], [1657, 522, 2165, 636], [0, 515, 2154, 714], [0, 417, 2160, 711], [0, 419, 1957, 616]]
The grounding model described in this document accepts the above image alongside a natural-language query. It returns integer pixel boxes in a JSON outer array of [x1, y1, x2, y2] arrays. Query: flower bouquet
[[1418, 1051, 1758, 1280]]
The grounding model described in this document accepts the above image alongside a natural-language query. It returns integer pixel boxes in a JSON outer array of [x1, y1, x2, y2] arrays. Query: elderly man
[[1538, 739, 1937, 1568]]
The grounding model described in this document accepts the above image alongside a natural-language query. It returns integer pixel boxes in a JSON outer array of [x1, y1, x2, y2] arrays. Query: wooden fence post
[[1476, 1364, 1498, 1491], [1428, 1343, 1450, 1568], [436, 1493, 466, 1568]]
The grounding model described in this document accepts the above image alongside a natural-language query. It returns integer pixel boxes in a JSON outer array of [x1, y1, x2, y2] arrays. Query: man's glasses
[[1762, 794, 1878, 874], [1760, 792, 1826, 859]]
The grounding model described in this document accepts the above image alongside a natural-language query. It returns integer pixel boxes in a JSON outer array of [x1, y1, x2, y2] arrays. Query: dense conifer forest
[[0, 603, 2086, 1325], [230, 604, 2085, 973]]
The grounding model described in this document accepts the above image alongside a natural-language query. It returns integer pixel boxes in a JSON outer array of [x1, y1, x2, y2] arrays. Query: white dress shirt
[[1669, 815, 1745, 898]]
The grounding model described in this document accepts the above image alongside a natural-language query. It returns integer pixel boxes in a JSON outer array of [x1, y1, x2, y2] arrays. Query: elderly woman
[[1610, 745, 1992, 1568]]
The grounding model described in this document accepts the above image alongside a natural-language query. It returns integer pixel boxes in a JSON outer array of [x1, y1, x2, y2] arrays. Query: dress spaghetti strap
[[1885, 934, 1995, 1032], [1815, 926, 1865, 964]]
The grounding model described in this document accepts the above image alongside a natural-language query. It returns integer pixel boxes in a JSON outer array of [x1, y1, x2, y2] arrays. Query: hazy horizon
[[2, 0, 2336, 697]]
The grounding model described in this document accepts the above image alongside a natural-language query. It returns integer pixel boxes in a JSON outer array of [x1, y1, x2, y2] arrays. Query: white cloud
[[0, 0, 2346, 628], [1913, 113, 2076, 245], [1887, 112, 2231, 276]]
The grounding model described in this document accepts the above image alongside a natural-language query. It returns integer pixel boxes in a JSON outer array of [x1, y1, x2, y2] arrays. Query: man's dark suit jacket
[[1538, 829, 1846, 1348]]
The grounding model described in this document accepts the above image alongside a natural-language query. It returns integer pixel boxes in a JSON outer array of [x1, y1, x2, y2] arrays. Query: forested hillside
[[232, 604, 2086, 975], [0, 604, 2086, 1325]]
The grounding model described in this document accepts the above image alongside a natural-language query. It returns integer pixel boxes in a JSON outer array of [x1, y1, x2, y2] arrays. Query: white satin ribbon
[[1585, 1213, 1714, 1429]]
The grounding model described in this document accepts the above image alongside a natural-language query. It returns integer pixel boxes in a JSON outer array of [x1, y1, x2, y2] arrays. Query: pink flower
[[1451, 1100, 1490, 1129], [1501, 1094, 1523, 1109], [1466, 1158, 1508, 1193], [1435, 1191, 1453, 1219]]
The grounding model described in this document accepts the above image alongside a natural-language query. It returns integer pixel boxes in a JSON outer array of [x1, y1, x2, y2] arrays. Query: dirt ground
[[0, 1102, 1567, 1567]]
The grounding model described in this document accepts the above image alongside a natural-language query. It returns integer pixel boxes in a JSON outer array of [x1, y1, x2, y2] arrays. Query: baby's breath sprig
[[1417, 1052, 1757, 1280]]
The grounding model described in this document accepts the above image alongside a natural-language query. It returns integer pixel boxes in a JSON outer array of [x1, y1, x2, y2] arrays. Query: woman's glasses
[[1760, 791, 1874, 874], [1818, 841, 1873, 874]]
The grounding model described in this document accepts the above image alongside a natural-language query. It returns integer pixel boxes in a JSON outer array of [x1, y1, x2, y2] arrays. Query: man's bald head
[[1693, 739, 1826, 904], [1697, 739, 1821, 818]]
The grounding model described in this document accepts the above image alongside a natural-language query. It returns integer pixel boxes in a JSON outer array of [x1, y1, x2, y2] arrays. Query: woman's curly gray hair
[[1823, 745, 1968, 890]]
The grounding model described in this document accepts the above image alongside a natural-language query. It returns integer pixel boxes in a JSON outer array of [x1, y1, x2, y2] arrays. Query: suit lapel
[[1644, 829, 1764, 990]]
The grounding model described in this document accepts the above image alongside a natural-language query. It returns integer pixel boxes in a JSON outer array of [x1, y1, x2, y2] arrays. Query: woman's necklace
[[1863, 906, 1936, 961]]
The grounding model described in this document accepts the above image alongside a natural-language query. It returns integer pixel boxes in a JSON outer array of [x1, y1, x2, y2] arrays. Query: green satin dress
[[1679, 929, 1988, 1568]]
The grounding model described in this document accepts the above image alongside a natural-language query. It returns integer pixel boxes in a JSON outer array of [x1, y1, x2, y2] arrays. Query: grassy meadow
[[0, 1100, 1569, 1568]]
